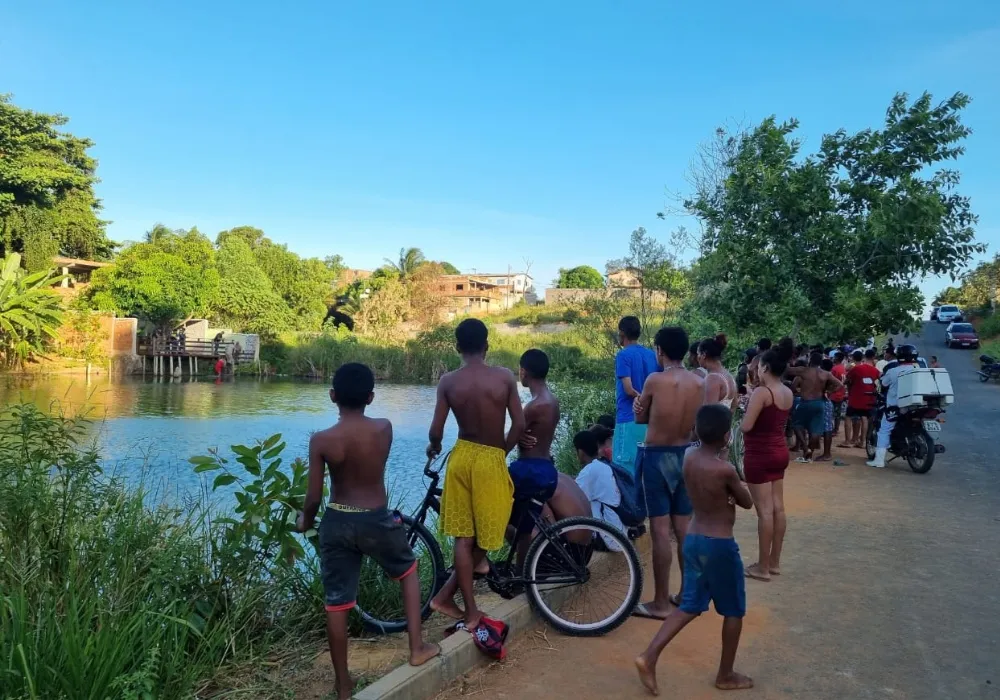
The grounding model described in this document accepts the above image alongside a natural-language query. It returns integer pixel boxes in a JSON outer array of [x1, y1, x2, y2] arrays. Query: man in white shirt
[[867, 344, 918, 468], [875, 348, 895, 374], [573, 430, 624, 551]]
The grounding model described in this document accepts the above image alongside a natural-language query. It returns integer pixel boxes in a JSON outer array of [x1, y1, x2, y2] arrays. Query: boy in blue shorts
[[635, 404, 754, 695], [297, 363, 439, 699]]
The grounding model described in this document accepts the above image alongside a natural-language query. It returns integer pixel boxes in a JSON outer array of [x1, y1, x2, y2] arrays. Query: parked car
[[930, 306, 939, 321], [937, 305, 963, 323], [945, 322, 979, 349]]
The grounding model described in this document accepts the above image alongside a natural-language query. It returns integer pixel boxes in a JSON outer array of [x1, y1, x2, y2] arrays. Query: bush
[[977, 313, 1000, 339]]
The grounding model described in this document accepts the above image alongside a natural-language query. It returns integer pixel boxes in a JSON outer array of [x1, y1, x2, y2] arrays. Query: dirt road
[[437, 324, 1000, 700]]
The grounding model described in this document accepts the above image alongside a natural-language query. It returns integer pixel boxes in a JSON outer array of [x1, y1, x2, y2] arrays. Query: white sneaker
[[866, 448, 887, 469]]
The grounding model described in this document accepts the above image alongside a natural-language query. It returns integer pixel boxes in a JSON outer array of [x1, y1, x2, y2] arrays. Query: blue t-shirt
[[615, 344, 659, 423]]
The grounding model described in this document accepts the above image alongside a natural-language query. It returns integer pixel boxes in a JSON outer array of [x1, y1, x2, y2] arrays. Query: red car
[[945, 322, 979, 349]]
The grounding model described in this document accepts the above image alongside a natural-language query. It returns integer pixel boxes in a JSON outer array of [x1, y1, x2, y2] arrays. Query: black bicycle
[[355, 455, 643, 637]]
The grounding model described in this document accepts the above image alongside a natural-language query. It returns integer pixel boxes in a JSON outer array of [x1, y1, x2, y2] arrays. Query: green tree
[[0, 95, 112, 261], [383, 247, 426, 280], [213, 237, 292, 335], [687, 92, 982, 341], [0, 253, 65, 368], [87, 229, 220, 330], [932, 287, 964, 306], [555, 265, 605, 289], [607, 227, 690, 330], [438, 261, 460, 274]]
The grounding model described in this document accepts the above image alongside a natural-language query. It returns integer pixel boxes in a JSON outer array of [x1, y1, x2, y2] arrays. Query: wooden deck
[[137, 339, 253, 363]]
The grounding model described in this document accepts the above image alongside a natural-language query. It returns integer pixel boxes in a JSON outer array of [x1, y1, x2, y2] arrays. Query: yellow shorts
[[439, 439, 514, 552]]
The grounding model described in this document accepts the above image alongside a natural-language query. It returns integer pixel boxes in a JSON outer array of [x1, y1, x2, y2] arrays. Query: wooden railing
[[137, 339, 253, 362]]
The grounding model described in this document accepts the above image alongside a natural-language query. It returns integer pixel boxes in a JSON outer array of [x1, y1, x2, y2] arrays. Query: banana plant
[[0, 253, 65, 368]]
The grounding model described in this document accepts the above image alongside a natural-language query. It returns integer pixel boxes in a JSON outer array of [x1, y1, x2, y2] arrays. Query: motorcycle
[[978, 354, 1000, 383], [865, 399, 945, 474]]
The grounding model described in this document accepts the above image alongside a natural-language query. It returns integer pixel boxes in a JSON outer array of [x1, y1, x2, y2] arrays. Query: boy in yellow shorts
[[427, 318, 525, 632]]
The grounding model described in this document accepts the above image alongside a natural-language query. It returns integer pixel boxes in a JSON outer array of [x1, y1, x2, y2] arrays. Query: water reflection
[[1, 375, 459, 509]]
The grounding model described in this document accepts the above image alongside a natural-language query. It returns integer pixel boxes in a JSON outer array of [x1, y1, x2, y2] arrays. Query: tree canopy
[[555, 265, 604, 289], [0, 95, 113, 263], [687, 92, 982, 341], [383, 247, 426, 279], [213, 237, 293, 336]]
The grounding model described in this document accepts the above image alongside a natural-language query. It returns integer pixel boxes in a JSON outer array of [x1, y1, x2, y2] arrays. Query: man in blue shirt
[[613, 316, 659, 473]]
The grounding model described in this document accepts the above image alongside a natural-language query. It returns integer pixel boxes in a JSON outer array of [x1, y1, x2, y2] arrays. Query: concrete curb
[[354, 593, 538, 700]]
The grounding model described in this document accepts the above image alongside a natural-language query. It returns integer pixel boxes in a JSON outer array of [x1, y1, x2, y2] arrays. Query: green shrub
[[977, 313, 1000, 339]]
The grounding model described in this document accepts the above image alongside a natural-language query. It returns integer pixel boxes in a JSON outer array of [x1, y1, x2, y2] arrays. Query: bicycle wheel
[[356, 515, 446, 634], [523, 516, 642, 637]]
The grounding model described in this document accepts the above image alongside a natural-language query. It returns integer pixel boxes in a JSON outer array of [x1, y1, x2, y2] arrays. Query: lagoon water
[[0, 375, 462, 510]]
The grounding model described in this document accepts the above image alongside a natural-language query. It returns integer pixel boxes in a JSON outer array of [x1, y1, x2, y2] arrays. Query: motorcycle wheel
[[906, 431, 935, 474], [980, 372, 991, 383], [865, 420, 878, 460]]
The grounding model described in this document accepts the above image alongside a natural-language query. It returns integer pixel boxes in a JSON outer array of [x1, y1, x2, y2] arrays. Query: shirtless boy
[[635, 404, 754, 695], [790, 352, 843, 462], [632, 326, 706, 619], [508, 349, 561, 561], [427, 319, 525, 632], [297, 363, 439, 699]]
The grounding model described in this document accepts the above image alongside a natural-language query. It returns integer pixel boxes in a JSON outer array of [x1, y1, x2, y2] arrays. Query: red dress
[[743, 388, 791, 484]]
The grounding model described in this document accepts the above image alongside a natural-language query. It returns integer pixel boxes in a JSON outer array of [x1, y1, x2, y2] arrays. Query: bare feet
[[429, 593, 464, 620], [474, 560, 490, 576], [744, 563, 770, 582], [336, 677, 356, 699], [635, 654, 659, 696], [769, 563, 781, 575], [836, 442, 853, 449], [409, 642, 441, 666], [814, 454, 833, 462], [715, 671, 754, 690]]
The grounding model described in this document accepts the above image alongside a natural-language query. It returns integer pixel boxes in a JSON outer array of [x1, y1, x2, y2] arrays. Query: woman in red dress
[[740, 348, 794, 582]]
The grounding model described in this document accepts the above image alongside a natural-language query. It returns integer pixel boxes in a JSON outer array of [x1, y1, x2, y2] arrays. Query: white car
[[937, 305, 963, 323]]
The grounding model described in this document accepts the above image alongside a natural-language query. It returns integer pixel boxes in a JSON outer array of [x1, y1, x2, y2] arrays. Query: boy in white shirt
[[573, 430, 624, 551]]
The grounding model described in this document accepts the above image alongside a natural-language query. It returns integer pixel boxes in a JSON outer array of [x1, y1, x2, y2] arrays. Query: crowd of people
[[294, 315, 914, 698]]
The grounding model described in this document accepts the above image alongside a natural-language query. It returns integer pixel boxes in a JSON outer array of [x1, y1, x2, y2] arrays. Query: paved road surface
[[437, 322, 1000, 700]]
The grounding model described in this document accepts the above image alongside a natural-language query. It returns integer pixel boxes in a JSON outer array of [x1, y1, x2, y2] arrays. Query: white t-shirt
[[881, 363, 916, 407], [575, 459, 624, 552], [876, 360, 888, 373]]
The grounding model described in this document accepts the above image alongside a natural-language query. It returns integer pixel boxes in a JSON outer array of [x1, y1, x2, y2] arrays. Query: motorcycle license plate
[[923, 421, 942, 432]]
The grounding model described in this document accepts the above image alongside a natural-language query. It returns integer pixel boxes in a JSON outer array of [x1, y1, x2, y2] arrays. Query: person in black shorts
[[297, 363, 439, 699]]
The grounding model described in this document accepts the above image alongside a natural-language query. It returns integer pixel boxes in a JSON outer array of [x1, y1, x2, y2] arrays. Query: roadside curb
[[354, 593, 538, 700]]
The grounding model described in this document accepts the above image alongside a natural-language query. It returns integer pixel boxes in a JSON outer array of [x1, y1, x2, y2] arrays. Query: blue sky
[[2, 1, 998, 300]]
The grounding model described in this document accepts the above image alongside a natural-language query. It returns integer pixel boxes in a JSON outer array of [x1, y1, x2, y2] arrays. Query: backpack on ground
[[603, 459, 646, 528]]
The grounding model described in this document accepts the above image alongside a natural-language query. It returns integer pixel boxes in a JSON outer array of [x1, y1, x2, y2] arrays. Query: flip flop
[[631, 603, 669, 620], [794, 457, 811, 464], [744, 565, 771, 582]]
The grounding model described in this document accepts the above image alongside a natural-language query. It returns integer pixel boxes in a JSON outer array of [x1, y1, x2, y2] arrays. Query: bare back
[[520, 386, 560, 459], [683, 447, 747, 539], [639, 366, 705, 447], [309, 415, 393, 510], [798, 367, 832, 401], [440, 363, 517, 450], [548, 473, 591, 545]]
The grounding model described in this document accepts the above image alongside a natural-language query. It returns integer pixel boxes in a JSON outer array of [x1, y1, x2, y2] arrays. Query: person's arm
[[426, 380, 450, 458], [504, 372, 526, 454], [297, 433, 326, 532], [785, 365, 807, 378], [616, 353, 639, 398], [727, 469, 754, 509], [740, 386, 767, 433], [825, 371, 844, 394], [519, 401, 538, 450], [634, 377, 654, 425]]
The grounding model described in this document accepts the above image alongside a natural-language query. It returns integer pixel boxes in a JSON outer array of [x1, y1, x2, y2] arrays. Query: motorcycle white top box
[[896, 368, 954, 411]]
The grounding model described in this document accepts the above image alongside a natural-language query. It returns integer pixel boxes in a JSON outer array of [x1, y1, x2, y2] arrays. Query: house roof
[[474, 272, 533, 279], [53, 256, 112, 270]]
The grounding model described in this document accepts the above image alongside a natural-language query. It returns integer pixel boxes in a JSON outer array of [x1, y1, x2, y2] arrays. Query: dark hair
[[519, 348, 549, 379], [589, 424, 614, 445], [689, 342, 701, 358], [931, 355, 938, 361], [821, 358, 834, 371], [654, 326, 689, 362], [618, 316, 641, 341], [332, 362, 375, 408], [884, 347, 896, 358], [699, 333, 728, 360], [759, 349, 787, 377], [595, 414, 615, 430], [573, 430, 600, 458], [757, 337, 772, 351], [695, 404, 732, 447], [455, 318, 488, 354], [745, 347, 758, 362], [852, 350, 864, 362], [808, 351, 823, 367], [776, 337, 795, 362], [834, 351, 845, 363], [864, 348, 876, 360]]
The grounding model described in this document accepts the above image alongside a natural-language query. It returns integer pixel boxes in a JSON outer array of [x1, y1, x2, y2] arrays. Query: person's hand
[[295, 511, 310, 533], [633, 396, 644, 415], [519, 431, 538, 449], [426, 442, 441, 460]]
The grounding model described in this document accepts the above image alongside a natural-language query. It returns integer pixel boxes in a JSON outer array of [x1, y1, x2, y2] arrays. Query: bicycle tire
[[523, 516, 642, 637], [356, 515, 446, 634]]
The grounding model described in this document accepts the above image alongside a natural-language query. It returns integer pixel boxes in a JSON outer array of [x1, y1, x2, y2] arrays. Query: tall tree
[[87, 229, 219, 330], [384, 247, 426, 280], [0, 95, 112, 261], [687, 92, 982, 341], [213, 237, 292, 335], [555, 265, 604, 289]]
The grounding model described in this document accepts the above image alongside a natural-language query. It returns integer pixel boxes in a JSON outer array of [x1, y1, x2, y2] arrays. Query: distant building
[[607, 267, 641, 288], [52, 256, 112, 297], [338, 268, 372, 286], [470, 272, 535, 308], [436, 275, 504, 315]]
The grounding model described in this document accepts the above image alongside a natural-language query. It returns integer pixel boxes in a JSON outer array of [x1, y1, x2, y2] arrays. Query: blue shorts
[[679, 533, 746, 618], [637, 445, 692, 518], [612, 421, 647, 475], [508, 457, 558, 535], [795, 399, 826, 436]]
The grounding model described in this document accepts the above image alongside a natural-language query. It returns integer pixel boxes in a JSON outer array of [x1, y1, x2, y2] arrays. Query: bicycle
[[355, 454, 643, 637]]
